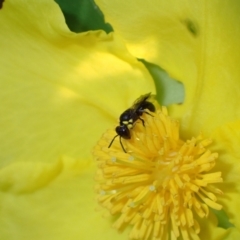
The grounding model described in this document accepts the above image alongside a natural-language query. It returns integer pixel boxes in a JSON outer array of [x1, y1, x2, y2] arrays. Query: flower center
[[93, 106, 223, 240]]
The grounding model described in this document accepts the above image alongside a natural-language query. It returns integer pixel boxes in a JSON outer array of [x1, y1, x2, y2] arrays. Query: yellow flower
[[0, 0, 155, 239], [93, 0, 240, 239], [2, 0, 240, 239]]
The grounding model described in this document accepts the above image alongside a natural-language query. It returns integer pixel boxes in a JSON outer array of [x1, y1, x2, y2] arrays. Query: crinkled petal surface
[[0, 0, 155, 165], [0, 0, 155, 239], [96, 0, 240, 137]]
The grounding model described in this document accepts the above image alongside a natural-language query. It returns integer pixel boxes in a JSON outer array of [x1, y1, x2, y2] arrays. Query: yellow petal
[[0, 157, 129, 239], [209, 121, 240, 229], [0, 0, 155, 166], [96, 0, 240, 136], [211, 120, 240, 183], [198, 211, 239, 240]]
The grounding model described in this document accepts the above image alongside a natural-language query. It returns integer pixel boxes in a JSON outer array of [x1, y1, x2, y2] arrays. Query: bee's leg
[[144, 110, 154, 117], [138, 117, 145, 127]]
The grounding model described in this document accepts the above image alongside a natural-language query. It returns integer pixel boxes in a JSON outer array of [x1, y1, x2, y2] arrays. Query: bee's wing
[[131, 92, 153, 110]]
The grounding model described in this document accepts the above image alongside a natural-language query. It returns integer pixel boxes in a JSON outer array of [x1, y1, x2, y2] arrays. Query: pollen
[[93, 106, 223, 240]]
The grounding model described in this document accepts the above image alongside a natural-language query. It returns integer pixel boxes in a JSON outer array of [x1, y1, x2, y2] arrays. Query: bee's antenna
[[108, 135, 127, 153], [119, 137, 127, 153], [108, 134, 119, 148]]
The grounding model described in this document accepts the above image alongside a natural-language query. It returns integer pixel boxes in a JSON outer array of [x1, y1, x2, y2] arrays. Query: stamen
[[93, 106, 223, 240]]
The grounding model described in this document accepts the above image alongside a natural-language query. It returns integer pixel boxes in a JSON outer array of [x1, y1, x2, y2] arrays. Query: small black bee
[[108, 93, 155, 152]]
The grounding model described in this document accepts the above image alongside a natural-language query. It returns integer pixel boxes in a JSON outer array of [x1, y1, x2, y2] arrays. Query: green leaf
[[55, 0, 113, 33], [141, 60, 185, 106], [212, 209, 235, 229]]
